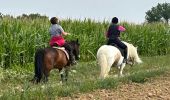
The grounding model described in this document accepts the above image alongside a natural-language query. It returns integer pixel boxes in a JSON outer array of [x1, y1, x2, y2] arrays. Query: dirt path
[[58, 73, 170, 100]]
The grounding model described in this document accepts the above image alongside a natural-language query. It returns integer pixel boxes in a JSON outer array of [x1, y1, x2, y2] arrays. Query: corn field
[[0, 17, 170, 68]]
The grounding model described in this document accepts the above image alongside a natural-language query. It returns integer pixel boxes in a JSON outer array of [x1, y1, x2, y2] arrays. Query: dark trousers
[[107, 38, 128, 59]]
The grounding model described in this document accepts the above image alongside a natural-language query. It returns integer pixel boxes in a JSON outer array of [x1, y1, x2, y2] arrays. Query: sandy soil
[[58, 73, 170, 100]]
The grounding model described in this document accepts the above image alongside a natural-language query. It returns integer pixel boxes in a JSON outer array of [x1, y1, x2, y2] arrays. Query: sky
[[0, 0, 170, 24]]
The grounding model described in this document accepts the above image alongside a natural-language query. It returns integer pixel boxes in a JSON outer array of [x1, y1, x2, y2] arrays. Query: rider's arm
[[59, 26, 70, 36], [62, 31, 70, 35], [118, 25, 126, 32], [105, 31, 109, 38]]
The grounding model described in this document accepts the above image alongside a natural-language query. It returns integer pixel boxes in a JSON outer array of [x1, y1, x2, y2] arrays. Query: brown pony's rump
[[31, 39, 80, 83]]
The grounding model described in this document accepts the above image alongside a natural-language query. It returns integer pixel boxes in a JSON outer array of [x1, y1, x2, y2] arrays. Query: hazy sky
[[0, 0, 169, 23]]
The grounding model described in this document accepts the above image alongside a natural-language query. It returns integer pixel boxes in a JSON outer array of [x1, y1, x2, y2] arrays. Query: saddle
[[52, 46, 69, 60]]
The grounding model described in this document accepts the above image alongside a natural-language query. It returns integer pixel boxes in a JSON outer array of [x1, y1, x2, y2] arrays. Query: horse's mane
[[66, 39, 80, 45], [122, 41, 142, 64]]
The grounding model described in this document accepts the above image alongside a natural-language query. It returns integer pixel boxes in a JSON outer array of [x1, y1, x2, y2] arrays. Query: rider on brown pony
[[49, 17, 76, 65]]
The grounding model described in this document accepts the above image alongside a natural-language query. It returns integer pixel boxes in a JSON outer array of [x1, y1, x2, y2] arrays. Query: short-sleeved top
[[107, 24, 125, 39], [107, 24, 120, 39], [49, 24, 64, 37]]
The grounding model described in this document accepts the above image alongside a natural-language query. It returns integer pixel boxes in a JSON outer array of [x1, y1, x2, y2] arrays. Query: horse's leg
[[43, 67, 50, 83], [44, 72, 49, 82], [59, 68, 65, 84], [105, 65, 112, 78], [119, 63, 126, 77], [99, 55, 112, 79], [65, 67, 70, 82], [105, 59, 115, 78]]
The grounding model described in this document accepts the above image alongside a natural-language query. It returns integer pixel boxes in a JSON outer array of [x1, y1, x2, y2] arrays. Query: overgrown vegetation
[[0, 3, 170, 100], [0, 14, 170, 99], [0, 16, 169, 68], [0, 55, 170, 99]]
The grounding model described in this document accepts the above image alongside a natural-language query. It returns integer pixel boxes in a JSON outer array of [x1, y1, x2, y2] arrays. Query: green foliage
[[0, 17, 49, 68], [145, 7, 162, 22], [0, 16, 170, 68], [145, 2, 170, 23], [122, 22, 170, 56], [126, 69, 165, 83], [0, 55, 170, 98], [97, 78, 118, 89]]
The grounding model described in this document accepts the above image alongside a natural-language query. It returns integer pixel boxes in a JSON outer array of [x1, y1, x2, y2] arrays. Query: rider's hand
[[62, 32, 71, 36], [67, 33, 70, 35]]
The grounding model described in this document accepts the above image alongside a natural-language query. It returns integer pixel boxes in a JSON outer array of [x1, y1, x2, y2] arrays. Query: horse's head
[[68, 39, 80, 60], [123, 41, 142, 66]]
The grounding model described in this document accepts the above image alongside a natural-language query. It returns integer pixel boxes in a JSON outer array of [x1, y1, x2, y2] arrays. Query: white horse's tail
[[97, 53, 108, 79]]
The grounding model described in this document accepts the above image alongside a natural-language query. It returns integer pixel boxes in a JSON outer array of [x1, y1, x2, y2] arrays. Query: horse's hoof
[[71, 61, 77, 65], [119, 74, 124, 77], [71, 70, 77, 73], [118, 66, 121, 69], [113, 74, 119, 77], [29, 79, 37, 84], [59, 81, 63, 85], [126, 61, 133, 65]]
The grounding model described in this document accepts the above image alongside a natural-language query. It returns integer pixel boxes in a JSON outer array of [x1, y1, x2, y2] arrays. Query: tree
[[145, 3, 170, 23], [17, 13, 48, 19]]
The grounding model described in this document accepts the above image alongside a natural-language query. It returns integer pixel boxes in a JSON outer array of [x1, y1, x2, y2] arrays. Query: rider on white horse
[[106, 17, 127, 63]]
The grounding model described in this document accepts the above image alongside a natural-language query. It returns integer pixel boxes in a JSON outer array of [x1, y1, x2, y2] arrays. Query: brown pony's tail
[[34, 48, 45, 83]]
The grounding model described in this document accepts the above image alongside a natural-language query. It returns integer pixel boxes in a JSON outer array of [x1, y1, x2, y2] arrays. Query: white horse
[[97, 41, 142, 79]]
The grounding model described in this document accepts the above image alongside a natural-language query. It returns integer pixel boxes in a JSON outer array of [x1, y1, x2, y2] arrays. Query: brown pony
[[31, 39, 80, 83]]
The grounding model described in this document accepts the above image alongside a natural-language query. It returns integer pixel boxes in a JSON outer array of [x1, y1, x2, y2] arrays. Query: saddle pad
[[52, 47, 69, 60]]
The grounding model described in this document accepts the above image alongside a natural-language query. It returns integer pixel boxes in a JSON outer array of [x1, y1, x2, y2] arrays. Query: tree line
[[145, 2, 170, 24], [0, 13, 48, 20]]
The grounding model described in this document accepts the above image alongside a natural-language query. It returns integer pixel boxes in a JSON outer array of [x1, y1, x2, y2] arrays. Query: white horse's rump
[[97, 42, 142, 79], [97, 45, 125, 79]]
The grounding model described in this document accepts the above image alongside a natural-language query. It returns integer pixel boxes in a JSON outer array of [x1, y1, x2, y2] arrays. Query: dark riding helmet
[[112, 17, 118, 24], [50, 17, 59, 24]]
